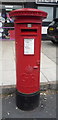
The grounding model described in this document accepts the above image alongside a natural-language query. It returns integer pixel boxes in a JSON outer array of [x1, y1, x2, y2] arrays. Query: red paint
[[9, 8, 47, 94], [9, 30, 15, 39]]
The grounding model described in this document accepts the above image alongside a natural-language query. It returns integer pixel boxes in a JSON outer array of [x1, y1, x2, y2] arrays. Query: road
[[2, 90, 56, 119]]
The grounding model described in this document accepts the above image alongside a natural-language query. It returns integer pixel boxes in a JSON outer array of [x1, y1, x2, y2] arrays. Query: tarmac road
[[2, 90, 56, 119]]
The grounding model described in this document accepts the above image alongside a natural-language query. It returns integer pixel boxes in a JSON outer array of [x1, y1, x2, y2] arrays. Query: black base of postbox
[[16, 90, 40, 111]]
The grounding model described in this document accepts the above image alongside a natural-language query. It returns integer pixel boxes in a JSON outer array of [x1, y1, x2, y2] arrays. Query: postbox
[[9, 8, 47, 110]]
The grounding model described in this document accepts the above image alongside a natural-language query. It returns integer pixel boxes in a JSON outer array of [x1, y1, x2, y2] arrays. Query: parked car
[[47, 18, 58, 43]]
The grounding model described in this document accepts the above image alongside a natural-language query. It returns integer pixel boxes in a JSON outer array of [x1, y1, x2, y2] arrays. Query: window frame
[[37, 6, 54, 22]]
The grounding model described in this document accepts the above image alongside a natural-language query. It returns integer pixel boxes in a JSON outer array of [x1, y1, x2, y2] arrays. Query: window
[[38, 6, 53, 22], [2, 4, 23, 40]]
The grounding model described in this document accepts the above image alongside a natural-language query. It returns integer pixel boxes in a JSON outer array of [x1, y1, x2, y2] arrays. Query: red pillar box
[[9, 8, 47, 110], [9, 30, 15, 40]]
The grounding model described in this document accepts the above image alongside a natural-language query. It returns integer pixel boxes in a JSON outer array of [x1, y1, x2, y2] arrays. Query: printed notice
[[24, 38, 34, 55]]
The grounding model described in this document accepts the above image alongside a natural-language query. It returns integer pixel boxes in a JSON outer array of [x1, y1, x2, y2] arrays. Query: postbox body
[[15, 23, 41, 94], [9, 8, 47, 110]]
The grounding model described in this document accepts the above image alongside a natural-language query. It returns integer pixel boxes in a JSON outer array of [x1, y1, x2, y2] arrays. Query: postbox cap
[[9, 8, 47, 20]]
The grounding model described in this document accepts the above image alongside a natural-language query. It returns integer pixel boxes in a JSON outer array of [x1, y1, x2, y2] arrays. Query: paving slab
[[2, 59, 15, 71], [0, 71, 2, 86], [2, 41, 14, 60], [51, 58, 56, 63], [41, 53, 56, 69], [11, 40, 15, 56], [41, 41, 56, 62], [2, 70, 16, 86], [40, 72, 48, 83], [41, 68, 56, 82], [0, 60, 2, 71]]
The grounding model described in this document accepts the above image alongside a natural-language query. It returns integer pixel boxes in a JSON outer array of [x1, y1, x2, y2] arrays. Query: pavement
[[0, 40, 57, 119]]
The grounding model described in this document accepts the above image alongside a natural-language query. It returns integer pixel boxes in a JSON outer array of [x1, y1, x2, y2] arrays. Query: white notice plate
[[24, 38, 34, 55]]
